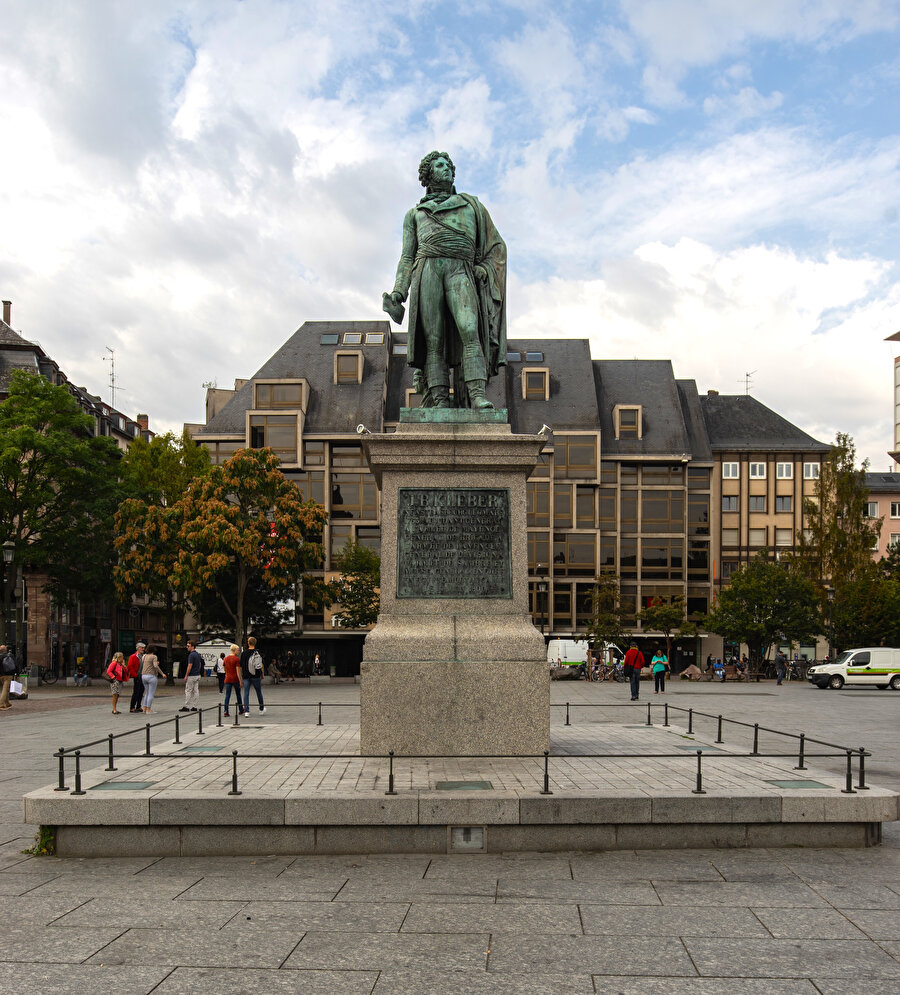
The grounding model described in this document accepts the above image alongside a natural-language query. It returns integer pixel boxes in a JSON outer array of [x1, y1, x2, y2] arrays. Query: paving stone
[[224, 900, 410, 932], [25, 872, 201, 900], [486, 934, 696, 975], [424, 854, 573, 880], [590, 981, 818, 994], [0, 871, 63, 895], [752, 906, 868, 938], [152, 968, 379, 994], [580, 903, 767, 936], [840, 908, 900, 939], [812, 982, 900, 995], [683, 937, 900, 978], [283, 931, 491, 970], [86, 926, 303, 968], [177, 875, 345, 902], [373, 970, 595, 993], [0, 964, 173, 994], [808, 882, 900, 909], [571, 852, 723, 882], [654, 880, 827, 908], [497, 879, 660, 905], [338, 877, 498, 903], [0, 923, 125, 963], [283, 854, 433, 878], [3, 893, 93, 925], [136, 855, 295, 877], [401, 901, 582, 933], [54, 897, 247, 929]]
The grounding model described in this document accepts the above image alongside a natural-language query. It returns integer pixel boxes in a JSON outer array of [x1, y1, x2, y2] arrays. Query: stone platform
[[24, 718, 898, 856]]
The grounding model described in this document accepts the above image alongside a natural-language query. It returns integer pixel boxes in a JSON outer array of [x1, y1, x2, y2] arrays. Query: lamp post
[[824, 583, 835, 661], [536, 564, 548, 637], [2, 540, 23, 673]]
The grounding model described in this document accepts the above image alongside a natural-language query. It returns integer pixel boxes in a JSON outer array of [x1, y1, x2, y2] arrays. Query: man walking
[[775, 650, 787, 686], [0, 644, 17, 710], [180, 639, 203, 712], [241, 636, 266, 715], [623, 641, 645, 702], [127, 642, 146, 713]]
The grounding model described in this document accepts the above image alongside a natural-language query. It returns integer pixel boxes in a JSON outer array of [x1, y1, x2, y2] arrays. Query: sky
[[1, 0, 899, 468]]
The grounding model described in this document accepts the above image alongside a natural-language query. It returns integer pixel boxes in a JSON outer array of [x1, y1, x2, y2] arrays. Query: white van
[[547, 638, 589, 667], [807, 648, 900, 690]]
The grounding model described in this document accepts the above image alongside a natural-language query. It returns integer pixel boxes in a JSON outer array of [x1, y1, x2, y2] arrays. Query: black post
[[197, 707, 205, 736], [217, 702, 223, 727], [857, 748, 869, 790], [715, 715, 723, 744], [106, 734, 117, 772], [692, 749, 706, 794], [71, 751, 86, 795], [54, 747, 69, 792], [794, 733, 807, 770], [565, 702, 570, 726], [663, 703, 669, 727], [751, 723, 759, 756], [687, 708, 693, 735], [540, 750, 553, 795], [385, 750, 397, 795], [318, 701, 323, 726], [145, 723, 151, 756], [228, 750, 241, 795], [841, 750, 857, 794], [233, 704, 239, 727], [173, 714, 181, 745]]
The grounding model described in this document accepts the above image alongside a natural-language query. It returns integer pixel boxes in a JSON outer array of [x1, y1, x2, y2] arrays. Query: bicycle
[[38, 666, 58, 685]]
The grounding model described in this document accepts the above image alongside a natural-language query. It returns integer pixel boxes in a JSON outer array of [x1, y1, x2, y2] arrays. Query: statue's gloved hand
[[391, 291, 406, 305], [474, 265, 488, 283]]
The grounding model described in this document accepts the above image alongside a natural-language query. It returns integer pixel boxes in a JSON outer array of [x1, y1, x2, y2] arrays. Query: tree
[[173, 447, 327, 645], [831, 567, 900, 650], [705, 555, 820, 665], [330, 539, 380, 629], [0, 370, 121, 648], [114, 432, 211, 680], [192, 565, 298, 639], [798, 433, 880, 588], [639, 596, 697, 661], [584, 573, 630, 658]]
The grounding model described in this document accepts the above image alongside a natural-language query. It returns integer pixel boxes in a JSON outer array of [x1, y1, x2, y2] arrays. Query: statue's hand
[[391, 291, 406, 305], [474, 265, 488, 283]]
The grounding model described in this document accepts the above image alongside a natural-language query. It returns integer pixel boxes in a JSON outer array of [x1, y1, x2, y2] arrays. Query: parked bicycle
[[38, 666, 58, 685]]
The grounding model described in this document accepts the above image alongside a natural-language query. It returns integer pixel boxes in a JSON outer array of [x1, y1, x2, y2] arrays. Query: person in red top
[[623, 641, 645, 702], [127, 642, 145, 713], [223, 644, 244, 717]]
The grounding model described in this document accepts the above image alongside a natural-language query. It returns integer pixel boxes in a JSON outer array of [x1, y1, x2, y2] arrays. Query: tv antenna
[[102, 346, 127, 409], [739, 370, 756, 395]]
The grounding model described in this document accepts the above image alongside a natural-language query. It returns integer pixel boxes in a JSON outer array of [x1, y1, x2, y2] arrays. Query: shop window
[[249, 415, 297, 461], [522, 368, 549, 400], [335, 351, 362, 384]]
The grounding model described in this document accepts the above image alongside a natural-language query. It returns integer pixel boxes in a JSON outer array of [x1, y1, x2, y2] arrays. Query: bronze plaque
[[397, 488, 512, 598]]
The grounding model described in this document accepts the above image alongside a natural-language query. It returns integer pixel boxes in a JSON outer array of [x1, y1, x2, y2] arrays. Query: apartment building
[[865, 472, 900, 559]]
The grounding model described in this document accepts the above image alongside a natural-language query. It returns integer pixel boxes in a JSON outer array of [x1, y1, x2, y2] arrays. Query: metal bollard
[[217, 703, 223, 727], [228, 750, 241, 795], [663, 703, 669, 727], [565, 702, 570, 726], [54, 748, 70, 792], [71, 751, 86, 795], [106, 734, 117, 772], [173, 714, 181, 745], [197, 707, 205, 736], [318, 701, 323, 726], [715, 715, 723, 744], [385, 750, 397, 796], [751, 723, 759, 756], [794, 733, 807, 771], [856, 747, 869, 790], [540, 750, 553, 795], [841, 750, 857, 794], [233, 705, 240, 727], [692, 749, 706, 794], [687, 708, 693, 735], [145, 723, 152, 756]]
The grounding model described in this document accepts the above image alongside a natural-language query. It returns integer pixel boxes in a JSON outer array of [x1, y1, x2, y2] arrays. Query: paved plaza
[[1, 678, 898, 992]]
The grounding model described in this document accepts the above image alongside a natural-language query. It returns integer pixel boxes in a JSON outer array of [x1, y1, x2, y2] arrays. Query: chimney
[[2, 301, 10, 325], [707, 389, 719, 396], [136, 413, 149, 432]]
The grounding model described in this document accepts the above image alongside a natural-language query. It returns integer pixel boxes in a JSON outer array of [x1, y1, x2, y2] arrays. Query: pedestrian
[[128, 642, 146, 713], [180, 639, 203, 713], [73, 662, 89, 687], [223, 643, 243, 717], [105, 652, 127, 714], [241, 636, 266, 715], [651, 646, 668, 694], [623, 641, 645, 701], [0, 643, 17, 710], [216, 652, 226, 693], [775, 650, 787, 685], [140, 645, 166, 714], [286, 650, 296, 682]]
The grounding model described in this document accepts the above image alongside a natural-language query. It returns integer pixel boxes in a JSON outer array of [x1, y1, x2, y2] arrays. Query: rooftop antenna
[[739, 370, 756, 395], [102, 346, 124, 409]]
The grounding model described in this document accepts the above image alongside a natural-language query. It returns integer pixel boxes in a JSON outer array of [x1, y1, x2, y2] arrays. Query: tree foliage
[[330, 539, 381, 629], [0, 370, 121, 644], [639, 596, 697, 660], [705, 555, 820, 664], [172, 447, 327, 644], [830, 567, 900, 650], [119, 429, 211, 506], [797, 433, 880, 587], [583, 573, 630, 652]]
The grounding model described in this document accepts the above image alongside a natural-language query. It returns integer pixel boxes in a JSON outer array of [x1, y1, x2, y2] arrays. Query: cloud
[[703, 86, 783, 121]]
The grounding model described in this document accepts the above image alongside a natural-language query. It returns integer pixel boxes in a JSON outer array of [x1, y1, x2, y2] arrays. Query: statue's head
[[419, 151, 455, 190]]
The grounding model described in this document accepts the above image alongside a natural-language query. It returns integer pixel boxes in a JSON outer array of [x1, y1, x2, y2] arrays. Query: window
[[552, 533, 596, 575], [614, 405, 641, 439], [749, 496, 766, 512], [749, 463, 766, 479], [688, 466, 711, 489], [553, 484, 573, 528], [320, 333, 339, 345], [598, 489, 616, 526], [640, 539, 683, 579], [620, 491, 637, 530], [575, 486, 595, 528], [688, 495, 709, 536], [721, 560, 739, 580], [303, 441, 325, 465], [642, 465, 684, 485], [890, 533, 900, 547], [342, 332, 363, 345], [722, 462, 738, 478], [620, 537, 637, 578], [506, 351, 521, 362], [295, 470, 324, 505], [641, 490, 684, 533], [803, 462, 820, 479], [722, 496, 738, 512], [335, 352, 362, 384], [775, 528, 793, 546], [392, 343, 408, 355], [365, 332, 384, 344], [331, 444, 366, 466], [721, 528, 739, 547], [527, 481, 550, 527], [249, 415, 297, 460], [776, 462, 793, 479], [775, 496, 793, 513], [749, 527, 767, 546], [687, 541, 709, 579], [527, 532, 550, 572], [256, 382, 303, 408], [865, 502, 879, 518], [356, 526, 381, 555], [555, 435, 597, 478], [331, 472, 377, 520], [523, 368, 549, 400], [891, 502, 900, 518], [525, 351, 544, 362]]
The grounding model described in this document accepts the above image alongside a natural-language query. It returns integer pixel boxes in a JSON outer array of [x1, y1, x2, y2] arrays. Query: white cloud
[[425, 78, 497, 154], [703, 86, 783, 121]]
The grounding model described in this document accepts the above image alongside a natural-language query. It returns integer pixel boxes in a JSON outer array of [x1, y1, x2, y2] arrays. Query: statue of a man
[[383, 152, 507, 409]]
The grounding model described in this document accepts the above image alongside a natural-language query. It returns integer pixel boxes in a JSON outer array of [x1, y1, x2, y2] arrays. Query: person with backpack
[[241, 635, 266, 716], [106, 651, 128, 714], [0, 643, 17, 710]]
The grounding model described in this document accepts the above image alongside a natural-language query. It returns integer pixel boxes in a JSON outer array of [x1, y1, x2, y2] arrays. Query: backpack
[[248, 650, 263, 675], [1, 653, 15, 676]]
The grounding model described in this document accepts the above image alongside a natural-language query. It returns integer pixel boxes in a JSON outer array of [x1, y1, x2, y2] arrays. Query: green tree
[[0, 370, 121, 648], [831, 568, 900, 650], [879, 540, 900, 580], [584, 573, 630, 658], [192, 566, 298, 639], [797, 433, 880, 588], [173, 447, 327, 645], [639, 595, 697, 661], [330, 539, 381, 629], [705, 555, 820, 665], [120, 429, 211, 506]]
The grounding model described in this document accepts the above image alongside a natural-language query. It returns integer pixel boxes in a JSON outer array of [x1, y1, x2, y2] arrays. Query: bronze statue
[[383, 152, 507, 409]]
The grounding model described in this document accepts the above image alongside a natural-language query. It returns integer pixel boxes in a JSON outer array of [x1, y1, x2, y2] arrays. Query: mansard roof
[[700, 394, 829, 453]]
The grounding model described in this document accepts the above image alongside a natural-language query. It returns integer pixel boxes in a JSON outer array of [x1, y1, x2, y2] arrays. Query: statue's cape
[[406, 193, 507, 380]]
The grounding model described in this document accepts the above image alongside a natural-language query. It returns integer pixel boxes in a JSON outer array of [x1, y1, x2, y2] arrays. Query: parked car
[[807, 648, 900, 690]]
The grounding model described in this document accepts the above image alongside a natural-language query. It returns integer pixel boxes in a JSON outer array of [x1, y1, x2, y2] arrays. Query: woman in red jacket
[[223, 644, 244, 717]]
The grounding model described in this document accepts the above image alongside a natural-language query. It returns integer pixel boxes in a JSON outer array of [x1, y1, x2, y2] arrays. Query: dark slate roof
[[0, 320, 42, 392], [676, 380, 713, 462], [197, 320, 392, 438], [865, 472, 900, 493], [700, 394, 829, 453], [594, 360, 694, 457]]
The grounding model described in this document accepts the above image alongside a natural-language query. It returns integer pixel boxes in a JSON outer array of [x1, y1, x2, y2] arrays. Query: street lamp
[[823, 584, 835, 661], [2, 540, 23, 672]]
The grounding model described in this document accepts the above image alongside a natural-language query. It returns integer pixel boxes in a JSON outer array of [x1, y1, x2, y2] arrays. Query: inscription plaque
[[397, 488, 511, 598]]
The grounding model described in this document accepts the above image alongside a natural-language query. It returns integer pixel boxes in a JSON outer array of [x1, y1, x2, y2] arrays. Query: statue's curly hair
[[418, 150, 455, 188]]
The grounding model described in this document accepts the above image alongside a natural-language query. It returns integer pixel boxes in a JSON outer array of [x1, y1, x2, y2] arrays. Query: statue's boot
[[466, 379, 494, 410], [430, 384, 452, 408]]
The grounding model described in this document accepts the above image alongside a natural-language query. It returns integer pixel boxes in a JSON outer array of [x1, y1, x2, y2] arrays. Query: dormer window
[[614, 404, 641, 439], [522, 368, 549, 400], [335, 351, 362, 384], [255, 382, 304, 408]]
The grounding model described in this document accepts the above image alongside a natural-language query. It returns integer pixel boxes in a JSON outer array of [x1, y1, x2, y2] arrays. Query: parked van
[[807, 648, 900, 690], [547, 638, 589, 667]]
